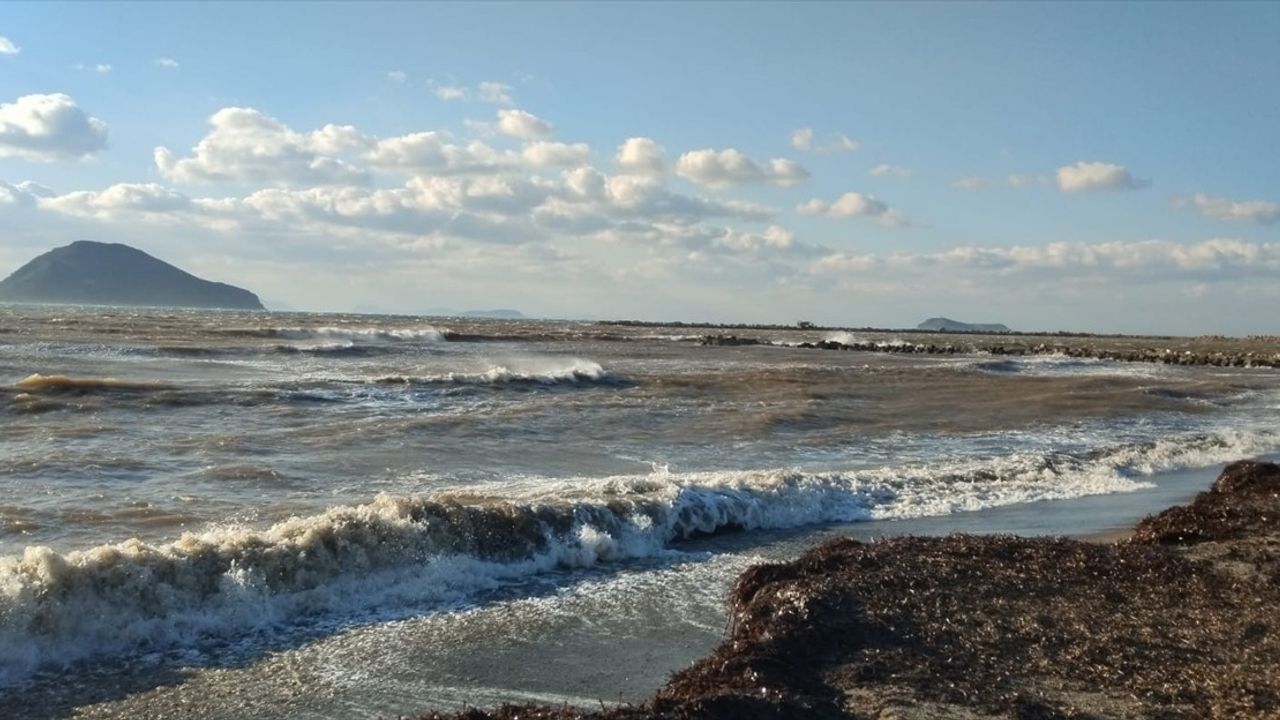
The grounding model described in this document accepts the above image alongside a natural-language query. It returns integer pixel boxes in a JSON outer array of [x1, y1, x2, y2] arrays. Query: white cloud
[[1055, 161, 1146, 192], [809, 238, 1280, 278], [521, 141, 590, 168], [869, 164, 910, 178], [154, 57, 180, 70], [38, 182, 196, 222], [675, 148, 809, 189], [477, 81, 513, 104], [797, 192, 906, 227], [430, 80, 513, 104], [0, 36, 19, 55], [828, 135, 859, 153], [155, 107, 370, 186], [1007, 173, 1046, 188], [790, 127, 858, 153], [954, 174, 1048, 191], [386, 70, 407, 84], [433, 84, 467, 101], [616, 137, 665, 176], [496, 109, 552, 139], [1183, 193, 1279, 225], [0, 93, 109, 161], [75, 63, 113, 74]]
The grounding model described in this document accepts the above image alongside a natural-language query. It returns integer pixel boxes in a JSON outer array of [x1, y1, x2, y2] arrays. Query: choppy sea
[[2, 306, 1277, 718]]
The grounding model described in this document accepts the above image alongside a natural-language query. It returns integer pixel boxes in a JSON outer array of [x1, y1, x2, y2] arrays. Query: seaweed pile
[[418, 461, 1280, 719]]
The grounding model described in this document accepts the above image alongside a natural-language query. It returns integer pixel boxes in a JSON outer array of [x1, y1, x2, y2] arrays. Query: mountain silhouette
[[0, 241, 264, 310]]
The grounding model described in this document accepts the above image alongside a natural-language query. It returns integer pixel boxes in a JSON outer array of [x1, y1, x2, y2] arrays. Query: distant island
[[0, 241, 264, 310], [461, 309, 525, 319], [917, 317, 1011, 333]]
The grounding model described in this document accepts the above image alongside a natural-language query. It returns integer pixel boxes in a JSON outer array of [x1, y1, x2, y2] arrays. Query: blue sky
[[2, 2, 1278, 333]]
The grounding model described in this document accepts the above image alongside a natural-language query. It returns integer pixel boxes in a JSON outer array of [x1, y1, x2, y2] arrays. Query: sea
[[1, 305, 1278, 718]]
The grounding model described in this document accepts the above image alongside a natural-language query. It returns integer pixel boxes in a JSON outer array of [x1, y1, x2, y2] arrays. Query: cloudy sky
[[2, 3, 1278, 333]]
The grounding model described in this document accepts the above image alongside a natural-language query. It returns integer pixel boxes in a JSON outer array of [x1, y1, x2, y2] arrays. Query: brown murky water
[[1, 305, 1277, 716]]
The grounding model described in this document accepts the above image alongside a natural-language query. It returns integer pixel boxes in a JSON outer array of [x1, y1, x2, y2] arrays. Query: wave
[[970, 355, 1169, 378], [1, 428, 1274, 687], [13, 374, 172, 394], [219, 326, 446, 343], [372, 359, 612, 387]]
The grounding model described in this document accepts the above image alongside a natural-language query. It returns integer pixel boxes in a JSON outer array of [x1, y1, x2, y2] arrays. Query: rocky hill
[[0, 241, 264, 310], [917, 316, 1010, 333]]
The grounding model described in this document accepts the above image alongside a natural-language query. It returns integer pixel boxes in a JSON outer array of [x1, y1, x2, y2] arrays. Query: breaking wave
[[13, 374, 172, 394], [1, 428, 1275, 687], [221, 326, 447, 343], [372, 359, 612, 387]]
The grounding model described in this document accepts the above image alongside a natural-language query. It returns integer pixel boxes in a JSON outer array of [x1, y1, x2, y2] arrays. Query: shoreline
[[419, 460, 1280, 719]]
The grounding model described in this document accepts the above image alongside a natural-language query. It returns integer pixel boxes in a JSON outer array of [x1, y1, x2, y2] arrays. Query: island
[[0, 241, 264, 310], [917, 317, 1011, 333]]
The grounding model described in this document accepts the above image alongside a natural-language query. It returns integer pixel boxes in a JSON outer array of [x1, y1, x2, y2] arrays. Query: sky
[[1, 2, 1278, 333]]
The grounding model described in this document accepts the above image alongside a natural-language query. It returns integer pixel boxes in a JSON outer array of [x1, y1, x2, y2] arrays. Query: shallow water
[[1, 305, 1278, 716]]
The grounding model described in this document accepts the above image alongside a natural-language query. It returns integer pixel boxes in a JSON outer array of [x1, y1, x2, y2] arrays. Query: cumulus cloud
[[0, 180, 52, 206], [797, 192, 906, 226], [1056, 161, 1147, 192], [75, 63, 113, 74], [953, 174, 1048, 191], [154, 107, 370, 185], [496, 109, 552, 139], [477, 81, 513, 104], [433, 84, 467, 101], [38, 182, 197, 221], [386, 70, 406, 84], [155, 57, 180, 70], [430, 80, 513, 104], [1182, 193, 1279, 225], [809, 238, 1280, 278], [0, 93, 109, 161], [615, 137, 665, 176], [790, 127, 858, 153], [0, 36, 19, 55], [521, 141, 590, 167], [675, 148, 808, 189], [869, 164, 910, 178]]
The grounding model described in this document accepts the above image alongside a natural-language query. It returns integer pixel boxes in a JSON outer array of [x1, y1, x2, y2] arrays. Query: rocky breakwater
[[418, 460, 1280, 719], [697, 332, 1280, 368]]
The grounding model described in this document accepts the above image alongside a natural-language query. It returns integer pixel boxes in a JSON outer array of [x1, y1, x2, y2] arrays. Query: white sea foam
[[263, 326, 446, 343], [970, 355, 1171, 378], [374, 358, 610, 386], [824, 331, 864, 345], [1, 427, 1275, 687]]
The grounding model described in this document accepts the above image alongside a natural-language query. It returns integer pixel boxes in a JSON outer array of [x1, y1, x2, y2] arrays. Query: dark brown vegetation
[[418, 461, 1280, 720]]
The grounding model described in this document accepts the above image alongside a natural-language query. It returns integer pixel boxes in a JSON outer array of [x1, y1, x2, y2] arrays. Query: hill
[[462, 309, 525, 319], [0, 241, 264, 310], [917, 317, 1010, 333]]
